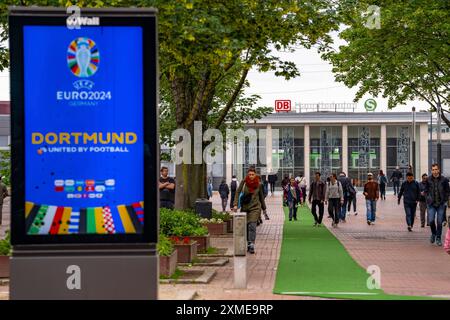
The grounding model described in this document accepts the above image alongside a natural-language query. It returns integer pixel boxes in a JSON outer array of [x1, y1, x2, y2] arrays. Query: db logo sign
[[275, 100, 291, 112]]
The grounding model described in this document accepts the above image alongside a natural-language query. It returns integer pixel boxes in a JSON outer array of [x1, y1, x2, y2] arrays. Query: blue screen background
[[23, 26, 144, 209]]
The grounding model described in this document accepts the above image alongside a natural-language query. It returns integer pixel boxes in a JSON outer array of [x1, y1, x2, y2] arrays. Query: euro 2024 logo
[[67, 37, 99, 90]]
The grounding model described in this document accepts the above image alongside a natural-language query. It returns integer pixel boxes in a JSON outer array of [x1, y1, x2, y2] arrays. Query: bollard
[[233, 212, 247, 289]]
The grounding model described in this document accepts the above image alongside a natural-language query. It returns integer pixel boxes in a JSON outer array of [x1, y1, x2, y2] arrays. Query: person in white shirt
[[296, 173, 308, 205]]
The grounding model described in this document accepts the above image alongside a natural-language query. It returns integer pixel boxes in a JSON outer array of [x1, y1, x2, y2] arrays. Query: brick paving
[[1, 192, 450, 299], [326, 192, 450, 298]]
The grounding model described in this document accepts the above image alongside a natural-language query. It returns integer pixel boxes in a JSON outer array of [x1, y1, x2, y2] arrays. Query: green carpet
[[273, 205, 438, 300]]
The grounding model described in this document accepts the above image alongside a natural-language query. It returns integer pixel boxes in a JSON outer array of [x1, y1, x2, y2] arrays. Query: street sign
[[9, 6, 158, 299], [275, 100, 291, 112], [364, 99, 377, 111]]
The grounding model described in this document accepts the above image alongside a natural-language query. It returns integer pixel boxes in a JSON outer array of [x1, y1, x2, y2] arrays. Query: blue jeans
[[339, 194, 349, 220], [427, 204, 446, 238], [366, 200, 377, 222], [403, 202, 417, 227]]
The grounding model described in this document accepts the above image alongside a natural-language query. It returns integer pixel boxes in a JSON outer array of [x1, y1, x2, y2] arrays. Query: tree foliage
[[324, 0, 449, 123]]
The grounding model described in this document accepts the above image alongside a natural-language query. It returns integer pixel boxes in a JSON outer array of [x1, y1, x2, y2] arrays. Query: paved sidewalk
[[160, 192, 318, 300], [325, 194, 450, 298]]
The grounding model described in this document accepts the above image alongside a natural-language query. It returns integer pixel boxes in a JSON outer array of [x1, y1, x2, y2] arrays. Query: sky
[[244, 32, 430, 113]]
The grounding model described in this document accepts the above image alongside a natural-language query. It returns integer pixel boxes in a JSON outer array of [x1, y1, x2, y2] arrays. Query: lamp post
[[412, 107, 416, 177], [437, 102, 442, 169]]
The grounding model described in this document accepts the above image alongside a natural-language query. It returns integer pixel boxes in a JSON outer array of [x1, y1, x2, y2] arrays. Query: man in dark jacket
[[398, 172, 420, 231], [218, 179, 230, 212], [308, 172, 327, 226], [268, 173, 278, 195], [419, 173, 429, 227], [338, 172, 352, 222], [424, 164, 450, 246], [230, 175, 239, 209], [390, 166, 403, 195]]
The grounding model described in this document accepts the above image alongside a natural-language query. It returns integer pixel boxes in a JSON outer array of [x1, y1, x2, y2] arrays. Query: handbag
[[444, 227, 450, 254], [238, 183, 252, 209]]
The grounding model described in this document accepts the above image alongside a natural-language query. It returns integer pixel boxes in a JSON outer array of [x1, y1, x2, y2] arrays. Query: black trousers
[[301, 187, 307, 203], [380, 183, 386, 198], [329, 198, 341, 224], [270, 182, 276, 194], [311, 200, 324, 224]]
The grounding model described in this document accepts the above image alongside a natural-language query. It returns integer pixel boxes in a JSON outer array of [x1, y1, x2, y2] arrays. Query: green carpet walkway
[[273, 205, 435, 300]]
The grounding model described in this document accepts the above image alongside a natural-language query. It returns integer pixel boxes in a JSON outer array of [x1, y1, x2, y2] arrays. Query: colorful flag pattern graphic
[[25, 201, 144, 235]]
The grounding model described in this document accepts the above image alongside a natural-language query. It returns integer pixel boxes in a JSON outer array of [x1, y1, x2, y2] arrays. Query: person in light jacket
[[325, 173, 344, 228]]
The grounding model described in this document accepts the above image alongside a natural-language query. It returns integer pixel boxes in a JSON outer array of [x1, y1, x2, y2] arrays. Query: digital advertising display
[[9, 8, 158, 245]]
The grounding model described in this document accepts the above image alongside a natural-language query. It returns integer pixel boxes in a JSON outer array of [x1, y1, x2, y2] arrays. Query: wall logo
[[67, 37, 100, 78], [364, 99, 377, 111]]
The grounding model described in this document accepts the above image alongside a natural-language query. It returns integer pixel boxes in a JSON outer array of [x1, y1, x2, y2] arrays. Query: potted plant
[[200, 218, 227, 235], [213, 211, 233, 233], [157, 233, 178, 277], [0, 231, 11, 278], [170, 236, 197, 263], [160, 208, 210, 252]]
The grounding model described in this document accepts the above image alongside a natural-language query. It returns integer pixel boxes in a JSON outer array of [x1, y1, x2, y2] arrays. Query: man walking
[[230, 175, 239, 209], [159, 166, 175, 209], [218, 179, 230, 212], [419, 173, 429, 228], [390, 166, 403, 196], [397, 172, 421, 231], [338, 172, 351, 222], [308, 172, 326, 227], [268, 172, 278, 195], [364, 173, 379, 225], [424, 164, 449, 246], [325, 173, 344, 228], [296, 173, 308, 205]]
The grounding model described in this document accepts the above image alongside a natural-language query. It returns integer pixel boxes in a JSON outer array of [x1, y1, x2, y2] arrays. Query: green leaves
[[325, 0, 449, 115]]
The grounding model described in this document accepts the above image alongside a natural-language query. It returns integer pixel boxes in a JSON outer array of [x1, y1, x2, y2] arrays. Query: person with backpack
[[347, 179, 358, 216], [338, 172, 351, 222], [230, 175, 239, 209], [232, 167, 267, 254], [325, 173, 344, 228], [390, 166, 403, 196], [378, 170, 388, 200], [218, 179, 230, 212], [284, 177, 303, 221], [364, 172, 379, 225], [397, 172, 421, 231]]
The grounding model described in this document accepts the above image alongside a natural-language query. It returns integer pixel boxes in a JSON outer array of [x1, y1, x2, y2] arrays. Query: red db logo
[[275, 100, 291, 112]]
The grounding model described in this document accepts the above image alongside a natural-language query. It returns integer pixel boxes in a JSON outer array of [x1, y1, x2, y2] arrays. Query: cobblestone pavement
[[326, 193, 450, 298], [2, 192, 450, 300]]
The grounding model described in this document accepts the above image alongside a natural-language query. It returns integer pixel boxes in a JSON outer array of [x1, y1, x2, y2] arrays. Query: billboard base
[[10, 246, 158, 300]]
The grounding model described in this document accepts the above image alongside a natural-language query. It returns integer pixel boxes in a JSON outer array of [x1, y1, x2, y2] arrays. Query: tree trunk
[[174, 123, 208, 210]]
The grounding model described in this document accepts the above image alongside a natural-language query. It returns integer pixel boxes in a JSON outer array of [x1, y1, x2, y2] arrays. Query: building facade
[[226, 111, 430, 188]]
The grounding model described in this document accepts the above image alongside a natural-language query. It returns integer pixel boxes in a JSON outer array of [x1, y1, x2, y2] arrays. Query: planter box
[[0, 256, 10, 278], [225, 219, 233, 233], [173, 241, 197, 263], [204, 222, 227, 235], [159, 249, 178, 277], [190, 235, 210, 253]]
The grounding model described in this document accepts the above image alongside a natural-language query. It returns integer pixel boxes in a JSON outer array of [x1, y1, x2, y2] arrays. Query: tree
[[324, 0, 449, 122], [0, 0, 340, 209]]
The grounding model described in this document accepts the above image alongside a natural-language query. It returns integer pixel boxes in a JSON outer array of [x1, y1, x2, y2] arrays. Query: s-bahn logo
[[67, 37, 100, 78], [364, 99, 377, 111]]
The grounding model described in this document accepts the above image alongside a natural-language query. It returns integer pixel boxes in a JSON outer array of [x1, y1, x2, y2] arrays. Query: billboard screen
[[9, 9, 158, 245]]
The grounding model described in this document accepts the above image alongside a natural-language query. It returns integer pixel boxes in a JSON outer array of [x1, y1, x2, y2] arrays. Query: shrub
[[160, 208, 208, 236], [0, 231, 11, 256], [157, 233, 174, 257], [200, 218, 224, 224], [212, 211, 231, 221]]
